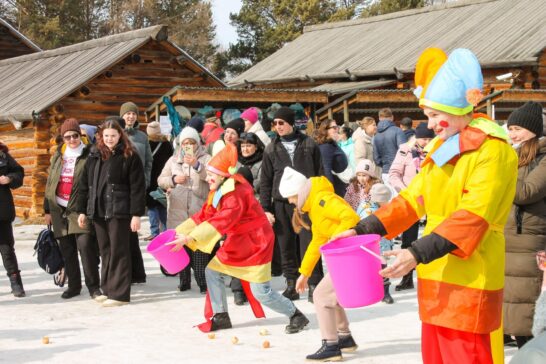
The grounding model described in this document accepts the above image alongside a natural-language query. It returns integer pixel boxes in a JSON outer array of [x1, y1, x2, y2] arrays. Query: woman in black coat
[[314, 119, 349, 196], [0, 142, 25, 297], [77, 119, 146, 307]]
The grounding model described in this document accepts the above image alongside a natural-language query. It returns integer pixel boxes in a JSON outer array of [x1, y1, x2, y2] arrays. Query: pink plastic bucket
[[147, 230, 190, 274], [320, 234, 383, 308]]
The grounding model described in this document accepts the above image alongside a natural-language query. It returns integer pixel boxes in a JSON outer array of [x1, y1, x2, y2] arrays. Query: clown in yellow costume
[[336, 48, 518, 364]]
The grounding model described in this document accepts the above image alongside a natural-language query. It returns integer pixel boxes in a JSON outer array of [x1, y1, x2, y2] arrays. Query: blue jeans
[[205, 268, 296, 317], [148, 206, 167, 237]]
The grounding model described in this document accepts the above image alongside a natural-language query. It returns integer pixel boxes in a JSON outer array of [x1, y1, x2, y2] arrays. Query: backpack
[[33, 226, 64, 274]]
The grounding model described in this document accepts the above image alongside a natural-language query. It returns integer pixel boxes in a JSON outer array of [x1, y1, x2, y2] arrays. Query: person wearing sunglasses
[[260, 106, 324, 302], [314, 119, 349, 197], [44, 118, 101, 300]]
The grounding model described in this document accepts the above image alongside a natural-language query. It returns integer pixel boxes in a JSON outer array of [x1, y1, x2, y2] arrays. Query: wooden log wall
[[0, 122, 49, 218], [58, 41, 219, 126], [538, 50, 546, 90], [0, 27, 38, 61]]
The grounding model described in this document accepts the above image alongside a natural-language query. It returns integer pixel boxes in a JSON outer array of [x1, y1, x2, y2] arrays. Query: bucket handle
[[360, 245, 387, 265]]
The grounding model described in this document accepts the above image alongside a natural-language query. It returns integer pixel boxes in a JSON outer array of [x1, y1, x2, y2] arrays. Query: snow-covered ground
[[1, 219, 517, 363]]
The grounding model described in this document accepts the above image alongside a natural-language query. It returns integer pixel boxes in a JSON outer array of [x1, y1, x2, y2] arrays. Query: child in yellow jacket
[[279, 166, 361, 362]]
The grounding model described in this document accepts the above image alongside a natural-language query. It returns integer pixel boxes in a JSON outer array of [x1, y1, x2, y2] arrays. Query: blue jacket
[[373, 120, 407, 173]]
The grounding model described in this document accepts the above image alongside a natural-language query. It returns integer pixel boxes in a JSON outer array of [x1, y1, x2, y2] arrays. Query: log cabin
[[0, 25, 223, 218], [228, 0, 545, 123]]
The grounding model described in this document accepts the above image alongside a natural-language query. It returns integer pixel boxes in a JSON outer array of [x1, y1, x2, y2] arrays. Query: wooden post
[[486, 99, 492, 118], [328, 108, 333, 120], [343, 100, 349, 126]]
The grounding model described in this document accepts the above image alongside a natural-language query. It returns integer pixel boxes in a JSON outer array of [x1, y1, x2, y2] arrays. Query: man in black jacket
[[260, 107, 324, 302]]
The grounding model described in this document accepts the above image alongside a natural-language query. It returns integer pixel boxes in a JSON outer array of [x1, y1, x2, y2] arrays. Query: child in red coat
[[168, 144, 309, 333]]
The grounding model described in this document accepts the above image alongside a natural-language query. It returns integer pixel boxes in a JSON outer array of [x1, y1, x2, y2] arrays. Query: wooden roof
[[0, 25, 224, 122], [230, 0, 546, 87], [0, 18, 41, 61]]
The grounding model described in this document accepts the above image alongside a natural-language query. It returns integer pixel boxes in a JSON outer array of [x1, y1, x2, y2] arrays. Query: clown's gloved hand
[[353, 215, 387, 236]]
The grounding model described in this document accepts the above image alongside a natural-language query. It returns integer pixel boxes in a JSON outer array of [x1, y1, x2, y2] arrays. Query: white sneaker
[[94, 295, 108, 303], [102, 299, 129, 307]]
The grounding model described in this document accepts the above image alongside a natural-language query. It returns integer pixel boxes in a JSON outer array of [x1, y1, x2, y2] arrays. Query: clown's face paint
[[206, 171, 225, 191], [423, 107, 471, 140]]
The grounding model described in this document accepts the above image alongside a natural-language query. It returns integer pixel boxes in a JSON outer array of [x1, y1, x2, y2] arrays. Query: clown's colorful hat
[[414, 48, 483, 115], [206, 143, 238, 177]]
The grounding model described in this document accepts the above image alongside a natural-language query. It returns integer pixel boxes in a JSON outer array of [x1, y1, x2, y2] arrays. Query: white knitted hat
[[178, 126, 200, 145], [279, 167, 308, 198]]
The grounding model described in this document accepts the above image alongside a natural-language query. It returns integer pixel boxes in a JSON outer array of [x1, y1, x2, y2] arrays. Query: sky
[[211, 0, 243, 49]]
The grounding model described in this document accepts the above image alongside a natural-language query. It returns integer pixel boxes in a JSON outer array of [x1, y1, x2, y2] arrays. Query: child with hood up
[[278, 166, 361, 362]]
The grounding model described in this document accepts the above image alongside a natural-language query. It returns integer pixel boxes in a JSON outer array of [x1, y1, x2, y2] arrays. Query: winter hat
[[222, 109, 241, 125], [224, 118, 245, 136], [204, 110, 217, 120], [146, 121, 162, 137], [239, 132, 260, 146], [273, 106, 295, 126], [266, 103, 282, 121], [187, 116, 205, 133], [119, 102, 139, 117], [415, 122, 435, 139], [80, 124, 97, 143], [178, 126, 200, 145], [60, 118, 80, 136], [279, 167, 308, 198], [370, 184, 391, 204], [355, 159, 377, 178], [207, 143, 238, 177], [241, 107, 259, 124], [507, 101, 544, 137], [175, 105, 192, 121], [197, 105, 214, 117], [414, 48, 483, 115]]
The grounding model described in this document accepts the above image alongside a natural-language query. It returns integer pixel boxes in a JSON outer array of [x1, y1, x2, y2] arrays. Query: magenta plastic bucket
[[320, 234, 383, 308], [147, 229, 190, 275]]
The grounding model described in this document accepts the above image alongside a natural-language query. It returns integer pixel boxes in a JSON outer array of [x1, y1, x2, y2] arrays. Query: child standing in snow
[[344, 159, 380, 212], [279, 166, 361, 361], [167, 144, 309, 334]]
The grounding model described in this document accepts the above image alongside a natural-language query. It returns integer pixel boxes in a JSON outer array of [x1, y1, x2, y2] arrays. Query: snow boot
[[395, 271, 414, 291], [210, 312, 232, 331], [285, 308, 309, 334], [282, 278, 300, 301], [338, 334, 358, 352], [306, 340, 343, 362], [382, 284, 394, 304], [9, 272, 25, 298]]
